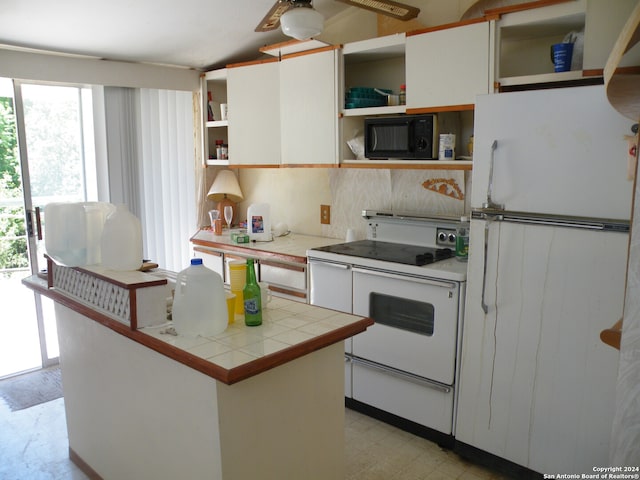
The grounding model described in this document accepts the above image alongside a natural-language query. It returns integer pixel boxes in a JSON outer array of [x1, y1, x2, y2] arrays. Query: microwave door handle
[[407, 119, 415, 156], [371, 128, 378, 151]]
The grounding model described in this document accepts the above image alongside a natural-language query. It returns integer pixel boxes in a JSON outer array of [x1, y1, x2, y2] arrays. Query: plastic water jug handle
[[175, 272, 186, 295]]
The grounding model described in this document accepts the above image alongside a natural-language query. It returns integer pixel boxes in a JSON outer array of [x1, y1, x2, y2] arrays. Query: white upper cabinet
[[280, 48, 339, 165], [583, 0, 640, 70], [227, 60, 280, 165], [495, 0, 640, 89], [406, 21, 491, 109]]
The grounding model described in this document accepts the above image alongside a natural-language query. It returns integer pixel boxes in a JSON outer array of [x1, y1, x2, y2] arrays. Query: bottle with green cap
[[455, 216, 469, 262], [243, 258, 262, 326]]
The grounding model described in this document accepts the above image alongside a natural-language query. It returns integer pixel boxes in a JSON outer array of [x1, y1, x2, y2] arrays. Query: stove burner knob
[[438, 231, 447, 242], [448, 233, 457, 244]]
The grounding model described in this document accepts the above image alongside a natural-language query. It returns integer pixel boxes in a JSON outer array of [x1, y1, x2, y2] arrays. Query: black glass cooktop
[[313, 240, 453, 266]]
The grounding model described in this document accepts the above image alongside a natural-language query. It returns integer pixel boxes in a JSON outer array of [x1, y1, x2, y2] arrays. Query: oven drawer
[[352, 358, 454, 435]]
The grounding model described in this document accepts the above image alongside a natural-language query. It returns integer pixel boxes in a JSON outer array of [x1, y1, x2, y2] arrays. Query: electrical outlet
[[320, 205, 331, 225]]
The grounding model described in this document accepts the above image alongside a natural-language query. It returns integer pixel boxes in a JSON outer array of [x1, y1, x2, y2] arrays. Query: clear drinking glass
[[223, 205, 233, 229]]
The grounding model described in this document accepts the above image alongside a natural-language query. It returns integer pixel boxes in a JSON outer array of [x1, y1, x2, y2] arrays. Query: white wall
[[0, 48, 200, 91]]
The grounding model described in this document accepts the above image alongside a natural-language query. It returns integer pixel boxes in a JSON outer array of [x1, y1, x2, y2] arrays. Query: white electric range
[[307, 210, 467, 444]]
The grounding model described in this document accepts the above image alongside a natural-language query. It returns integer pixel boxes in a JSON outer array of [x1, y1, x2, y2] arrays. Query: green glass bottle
[[243, 258, 262, 326]]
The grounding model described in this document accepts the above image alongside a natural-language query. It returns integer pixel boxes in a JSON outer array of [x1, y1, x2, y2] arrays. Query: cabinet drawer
[[193, 247, 224, 279], [259, 260, 306, 291]]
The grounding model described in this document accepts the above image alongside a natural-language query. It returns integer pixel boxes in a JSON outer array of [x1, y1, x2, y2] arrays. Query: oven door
[[352, 266, 460, 385]]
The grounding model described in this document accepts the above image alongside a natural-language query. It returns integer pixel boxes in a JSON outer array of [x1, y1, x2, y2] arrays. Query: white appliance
[[456, 85, 633, 475], [308, 211, 467, 443]]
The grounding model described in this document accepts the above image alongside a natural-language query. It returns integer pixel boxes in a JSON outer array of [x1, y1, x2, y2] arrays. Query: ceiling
[[0, 0, 354, 71]]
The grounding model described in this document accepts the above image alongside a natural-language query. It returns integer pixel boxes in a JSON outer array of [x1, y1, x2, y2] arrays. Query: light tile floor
[[0, 396, 508, 480], [344, 408, 509, 480]]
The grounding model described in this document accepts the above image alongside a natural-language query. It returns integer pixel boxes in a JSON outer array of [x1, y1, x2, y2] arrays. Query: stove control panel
[[436, 228, 457, 247]]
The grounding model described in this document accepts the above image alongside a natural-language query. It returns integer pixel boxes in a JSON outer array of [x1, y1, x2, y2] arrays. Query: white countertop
[[24, 268, 372, 384], [191, 229, 345, 261], [140, 296, 364, 373]]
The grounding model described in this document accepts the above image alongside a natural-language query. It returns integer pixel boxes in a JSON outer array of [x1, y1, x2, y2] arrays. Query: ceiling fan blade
[[335, 0, 420, 21], [255, 1, 293, 32]]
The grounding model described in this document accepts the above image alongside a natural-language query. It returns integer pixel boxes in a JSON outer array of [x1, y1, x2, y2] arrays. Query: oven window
[[369, 293, 434, 336]]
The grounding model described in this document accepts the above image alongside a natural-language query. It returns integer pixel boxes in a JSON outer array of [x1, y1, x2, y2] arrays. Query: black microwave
[[364, 114, 437, 160]]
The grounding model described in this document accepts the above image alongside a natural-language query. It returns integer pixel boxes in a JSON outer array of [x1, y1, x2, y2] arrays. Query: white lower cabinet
[[259, 259, 307, 300], [308, 259, 352, 313], [193, 246, 224, 278]]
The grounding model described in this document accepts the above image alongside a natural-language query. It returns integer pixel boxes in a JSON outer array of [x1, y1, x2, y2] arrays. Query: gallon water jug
[[44, 201, 114, 267], [172, 258, 227, 337], [100, 204, 143, 271]]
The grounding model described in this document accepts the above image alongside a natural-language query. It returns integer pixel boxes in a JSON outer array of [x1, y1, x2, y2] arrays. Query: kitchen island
[[23, 261, 373, 480]]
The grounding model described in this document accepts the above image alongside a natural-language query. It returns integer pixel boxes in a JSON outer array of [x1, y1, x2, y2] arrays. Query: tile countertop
[[190, 228, 346, 263], [23, 271, 372, 385], [140, 296, 370, 383]]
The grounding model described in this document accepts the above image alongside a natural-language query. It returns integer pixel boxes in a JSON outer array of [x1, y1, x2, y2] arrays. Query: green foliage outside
[[0, 87, 86, 273], [0, 96, 27, 272]]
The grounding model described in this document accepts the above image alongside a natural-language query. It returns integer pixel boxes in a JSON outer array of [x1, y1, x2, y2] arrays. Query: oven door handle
[[352, 267, 456, 290], [351, 356, 452, 393]]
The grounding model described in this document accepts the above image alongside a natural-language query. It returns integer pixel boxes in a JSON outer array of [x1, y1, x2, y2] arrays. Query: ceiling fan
[[255, 0, 420, 40]]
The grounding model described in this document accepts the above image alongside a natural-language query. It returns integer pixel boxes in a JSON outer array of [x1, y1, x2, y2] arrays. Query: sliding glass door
[[0, 79, 97, 378]]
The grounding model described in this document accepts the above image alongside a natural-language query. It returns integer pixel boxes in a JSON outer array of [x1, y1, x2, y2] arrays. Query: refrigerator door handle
[[481, 221, 490, 313], [483, 140, 504, 211], [480, 214, 502, 313]]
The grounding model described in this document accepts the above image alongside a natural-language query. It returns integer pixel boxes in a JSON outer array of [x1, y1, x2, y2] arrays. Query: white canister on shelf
[[439, 133, 456, 161]]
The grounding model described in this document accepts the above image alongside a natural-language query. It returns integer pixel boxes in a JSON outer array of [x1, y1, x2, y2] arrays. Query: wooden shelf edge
[[340, 161, 472, 170], [600, 318, 623, 350], [604, 1, 640, 120]]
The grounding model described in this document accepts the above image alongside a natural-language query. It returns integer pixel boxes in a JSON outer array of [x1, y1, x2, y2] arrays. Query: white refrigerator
[[456, 85, 634, 474]]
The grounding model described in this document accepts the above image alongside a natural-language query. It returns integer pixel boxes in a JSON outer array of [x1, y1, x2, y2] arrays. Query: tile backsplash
[[229, 167, 470, 241]]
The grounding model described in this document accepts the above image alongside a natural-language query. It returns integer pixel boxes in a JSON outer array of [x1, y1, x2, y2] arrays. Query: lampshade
[[207, 170, 243, 203], [280, 6, 324, 40]]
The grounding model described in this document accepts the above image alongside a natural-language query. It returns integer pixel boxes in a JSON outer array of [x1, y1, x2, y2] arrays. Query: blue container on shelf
[[345, 87, 391, 109]]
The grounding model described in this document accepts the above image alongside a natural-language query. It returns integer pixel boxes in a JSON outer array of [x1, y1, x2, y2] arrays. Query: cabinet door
[[280, 49, 338, 165], [227, 60, 280, 165], [406, 22, 490, 108], [193, 247, 224, 279], [583, 0, 640, 70]]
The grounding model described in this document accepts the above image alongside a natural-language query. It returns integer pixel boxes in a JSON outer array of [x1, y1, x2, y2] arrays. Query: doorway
[[0, 79, 97, 378]]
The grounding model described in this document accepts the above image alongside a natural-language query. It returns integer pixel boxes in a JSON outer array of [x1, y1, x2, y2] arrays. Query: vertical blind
[[137, 89, 196, 272]]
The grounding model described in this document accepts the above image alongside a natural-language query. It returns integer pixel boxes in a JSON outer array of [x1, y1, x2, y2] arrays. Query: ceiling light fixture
[[280, 4, 324, 40]]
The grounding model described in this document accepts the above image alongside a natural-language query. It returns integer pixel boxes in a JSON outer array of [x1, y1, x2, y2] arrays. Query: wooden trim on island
[[69, 448, 103, 480]]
